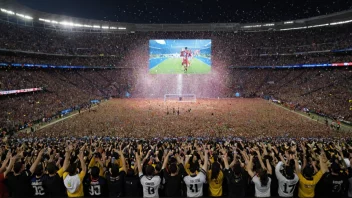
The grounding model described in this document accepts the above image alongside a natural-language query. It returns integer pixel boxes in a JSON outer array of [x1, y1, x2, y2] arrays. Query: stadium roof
[[16, 0, 352, 24], [0, 0, 352, 32]]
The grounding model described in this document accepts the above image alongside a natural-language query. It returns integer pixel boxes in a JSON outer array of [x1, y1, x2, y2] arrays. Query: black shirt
[[30, 175, 46, 197], [224, 168, 247, 198], [42, 173, 66, 197], [124, 175, 141, 197], [323, 172, 348, 198], [6, 170, 33, 197], [163, 164, 185, 197], [105, 171, 125, 197], [84, 174, 108, 197]]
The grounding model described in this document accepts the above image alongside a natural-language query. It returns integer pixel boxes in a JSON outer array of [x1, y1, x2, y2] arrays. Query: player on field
[[136, 151, 161, 198], [183, 147, 208, 197], [181, 47, 192, 72]]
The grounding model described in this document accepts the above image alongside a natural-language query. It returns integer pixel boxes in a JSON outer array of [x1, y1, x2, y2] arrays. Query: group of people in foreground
[[0, 137, 352, 197]]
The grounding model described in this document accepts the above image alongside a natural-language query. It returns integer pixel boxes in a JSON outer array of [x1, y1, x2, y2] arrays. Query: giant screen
[[149, 39, 211, 74]]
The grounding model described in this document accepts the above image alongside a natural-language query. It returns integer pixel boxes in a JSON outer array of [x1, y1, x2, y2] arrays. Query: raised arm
[[117, 148, 127, 173], [294, 155, 300, 175], [266, 159, 272, 175], [319, 153, 328, 174], [136, 152, 143, 174], [162, 151, 172, 170], [256, 148, 267, 171], [184, 154, 191, 171], [79, 150, 87, 174], [62, 147, 72, 172], [223, 153, 229, 170], [4, 155, 17, 177], [202, 148, 209, 172], [0, 152, 11, 173], [30, 149, 44, 174], [246, 155, 255, 178]]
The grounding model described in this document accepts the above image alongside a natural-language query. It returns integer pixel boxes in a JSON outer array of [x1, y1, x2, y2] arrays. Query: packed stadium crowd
[[0, 16, 351, 198], [0, 134, 352, 197], [0, 22, 352, 66], [0, 68, 132, 131], [0, 66, 350, 134], [229, 68, 352, 122]]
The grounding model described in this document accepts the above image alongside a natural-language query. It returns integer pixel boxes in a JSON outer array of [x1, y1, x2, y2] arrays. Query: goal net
[[164, 94, 196, 102]]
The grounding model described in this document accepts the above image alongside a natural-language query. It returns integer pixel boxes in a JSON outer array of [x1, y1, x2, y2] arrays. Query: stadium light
[[93, 25, 101, 28], [39, 18, 51, 23], [284, 21, 294, 24], [308, 24, 329, 28], [118, 27, 126, 30], [51, 20, 58, 24], [280, 26, 307, 31], [60, 21, 74, 26], [84, 25, 93, 27], [110, 26, 117, 29], [0, 8, 15, 15], [242, 25, 262, 28], [330, 20, 352, 25], [102, 26, 109, 29], [263, 23, 275, 27], [15, 13, 32, 20], [73, 23, 83, 27]]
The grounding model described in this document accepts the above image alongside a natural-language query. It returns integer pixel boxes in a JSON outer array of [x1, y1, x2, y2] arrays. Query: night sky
[[18, 0, 352, 24]]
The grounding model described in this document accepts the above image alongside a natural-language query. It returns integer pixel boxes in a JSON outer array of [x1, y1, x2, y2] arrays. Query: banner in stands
[[60, 108, 73, 115], [90, 100, 100, 104], [0, 88, 43, 95], [0, 63, 113, 69], [230, 62, 352, 69]]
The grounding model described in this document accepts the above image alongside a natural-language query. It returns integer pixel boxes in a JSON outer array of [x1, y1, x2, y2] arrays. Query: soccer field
[[149, 58, 211, 74]]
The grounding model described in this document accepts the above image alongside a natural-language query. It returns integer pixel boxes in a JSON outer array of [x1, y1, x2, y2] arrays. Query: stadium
[[0, 0, 351, 197]]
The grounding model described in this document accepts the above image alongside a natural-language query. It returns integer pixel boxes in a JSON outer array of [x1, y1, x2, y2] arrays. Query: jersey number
[[148, 187, 155, 194], [89, 185, 101, 196], [33, 186, 45, 196], [283, 183, 295, 194], [190, 184, 199, 193]]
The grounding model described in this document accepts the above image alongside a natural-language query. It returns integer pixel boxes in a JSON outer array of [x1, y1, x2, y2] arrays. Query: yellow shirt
[[88, 157, 104, 176], [63, 171, 86, 197], [185, 163, 199, 175], [298, 170, 323, 198], [57, 167, 64, 177], [207, 170, 224, 197]]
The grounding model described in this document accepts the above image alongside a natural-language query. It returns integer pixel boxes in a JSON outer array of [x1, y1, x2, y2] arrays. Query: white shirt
[[275, 162, 299, 197], [139, 172, 161, 198], [252, 175, 271, 197], [183, 169, 207, 197]]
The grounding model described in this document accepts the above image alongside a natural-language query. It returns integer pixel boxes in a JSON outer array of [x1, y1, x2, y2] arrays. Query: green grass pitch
[[149, 58, 211, 74]]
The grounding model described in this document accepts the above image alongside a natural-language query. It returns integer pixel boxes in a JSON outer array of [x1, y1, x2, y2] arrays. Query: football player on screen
[[180, 47, 191, 72]]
